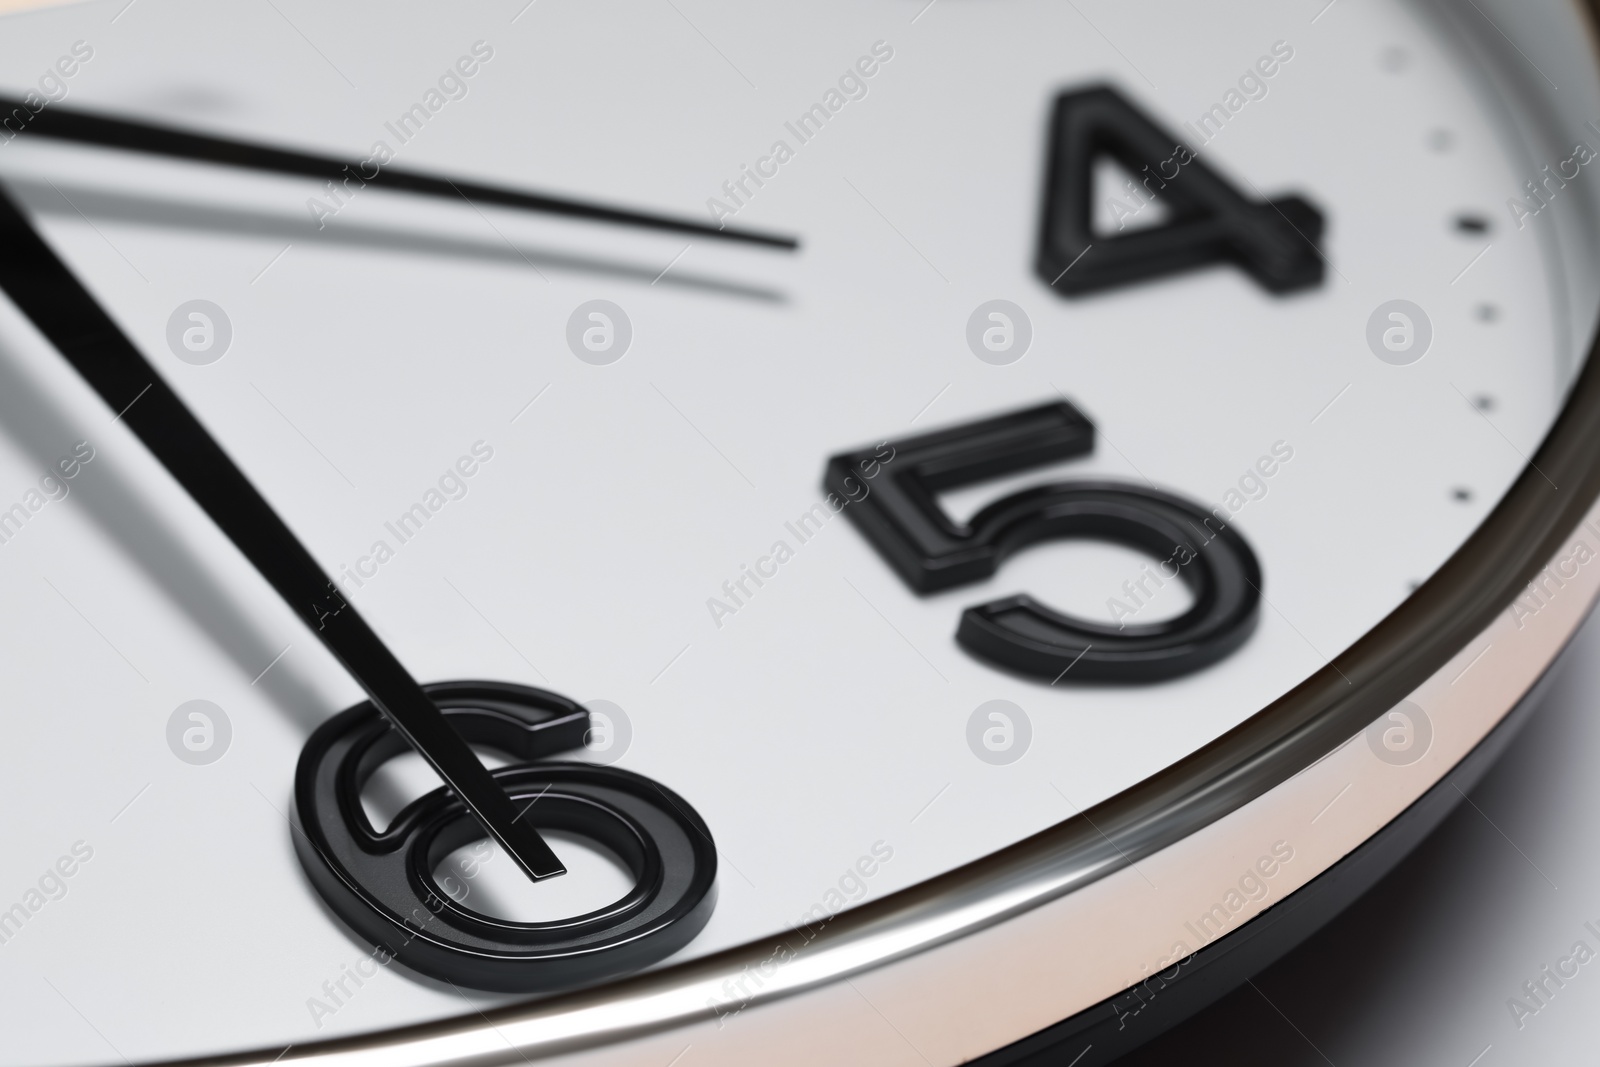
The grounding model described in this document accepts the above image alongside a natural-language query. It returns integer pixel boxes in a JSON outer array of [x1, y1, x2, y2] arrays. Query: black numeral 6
[[824, 402, 1262, 683]]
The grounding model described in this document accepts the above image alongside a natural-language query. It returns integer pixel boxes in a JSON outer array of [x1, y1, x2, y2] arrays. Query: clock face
[[0, 0, 1595, 1064]]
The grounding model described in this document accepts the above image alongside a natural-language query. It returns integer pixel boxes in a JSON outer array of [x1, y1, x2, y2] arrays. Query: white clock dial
[[0, 1, 1596, 1065]]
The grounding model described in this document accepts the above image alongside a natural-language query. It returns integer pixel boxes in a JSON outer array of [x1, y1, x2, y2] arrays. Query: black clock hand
[[0, 183, 568, 883], [0, 97, 798, 251]]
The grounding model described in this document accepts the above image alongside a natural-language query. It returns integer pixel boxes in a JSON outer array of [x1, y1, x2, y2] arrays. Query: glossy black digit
[[1036, 85, 1324, 296], [825, 402, 1262, 682], [294, 682, 718, 993]]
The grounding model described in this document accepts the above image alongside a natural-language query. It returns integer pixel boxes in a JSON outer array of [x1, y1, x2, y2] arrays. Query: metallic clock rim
[[970, 617, 1579, 1066]]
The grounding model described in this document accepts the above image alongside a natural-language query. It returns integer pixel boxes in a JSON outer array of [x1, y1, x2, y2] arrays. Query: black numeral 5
[[825, 402, 1262, 683]]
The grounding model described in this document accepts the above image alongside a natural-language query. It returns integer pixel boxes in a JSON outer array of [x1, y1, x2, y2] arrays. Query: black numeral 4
[[1037, 85, 1325, 296]]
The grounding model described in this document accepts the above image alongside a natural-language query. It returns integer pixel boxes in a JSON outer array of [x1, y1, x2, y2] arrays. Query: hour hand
[[0, 96, 799, 250]]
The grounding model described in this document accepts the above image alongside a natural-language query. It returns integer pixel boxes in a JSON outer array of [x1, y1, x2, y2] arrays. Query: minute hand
[[0, 97, 798, 251], [0, 183, 569, 883]]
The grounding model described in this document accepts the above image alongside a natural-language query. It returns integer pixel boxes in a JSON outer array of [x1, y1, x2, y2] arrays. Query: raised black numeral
[[294, 682, 718, 992], [1037, 85, 1324, 296], [825, 402, 1262, 683]]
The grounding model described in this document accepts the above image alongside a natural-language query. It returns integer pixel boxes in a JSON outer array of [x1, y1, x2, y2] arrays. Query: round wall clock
[[2, 0, 1599, 1064]]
